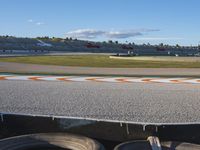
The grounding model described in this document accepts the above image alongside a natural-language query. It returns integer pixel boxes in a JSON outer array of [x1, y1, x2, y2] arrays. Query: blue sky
[[0, 0, 200, 45]]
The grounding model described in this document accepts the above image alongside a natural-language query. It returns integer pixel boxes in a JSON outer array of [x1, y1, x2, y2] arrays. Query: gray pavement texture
[[0, 80, 200, 124], [1, 62, 200, 76]]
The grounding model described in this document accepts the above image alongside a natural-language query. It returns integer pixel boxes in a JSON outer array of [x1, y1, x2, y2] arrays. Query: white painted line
[[4, 76, 36, 81], [181, 79, 200, 84], [126, 78, 161, 83], [67, 77, 101, 82], [94, 77, 128, 83], [150, 78, 186, 83]]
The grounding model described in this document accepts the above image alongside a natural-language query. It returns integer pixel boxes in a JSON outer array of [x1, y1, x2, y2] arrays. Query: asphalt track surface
[[1, 62, 200, 76], [1, 79, 200, 125]]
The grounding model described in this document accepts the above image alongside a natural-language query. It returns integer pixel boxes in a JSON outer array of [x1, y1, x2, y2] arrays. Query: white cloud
[[66, 29, 105, 39], [134, 37, 184, 41], [36, 22, 44, 26], [138, 29, 160, 32], [66, 28, 159, 39], [27, 19, 45, 26], [106, 31, 142, 38], [28, 19, 34, 23]]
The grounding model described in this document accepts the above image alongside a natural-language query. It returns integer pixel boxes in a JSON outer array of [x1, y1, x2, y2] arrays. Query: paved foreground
[[0, 80, 200, 124]]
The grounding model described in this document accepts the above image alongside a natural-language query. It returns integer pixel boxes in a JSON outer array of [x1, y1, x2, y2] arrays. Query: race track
[[1, 79, 200, 125], [1, 62, 200, 76]]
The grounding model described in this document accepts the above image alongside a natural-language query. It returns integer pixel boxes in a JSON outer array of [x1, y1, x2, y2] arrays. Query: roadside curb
[[1, 74, 200, 84]]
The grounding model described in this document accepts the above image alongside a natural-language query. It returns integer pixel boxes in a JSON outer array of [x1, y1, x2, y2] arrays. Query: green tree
[[108, 40, 113, 44], [176, 44, 180, 48], [159, 43, 164, 47]]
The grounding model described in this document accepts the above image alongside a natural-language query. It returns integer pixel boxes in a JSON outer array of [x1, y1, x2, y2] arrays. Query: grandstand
[[0, 36, 200, 56]]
